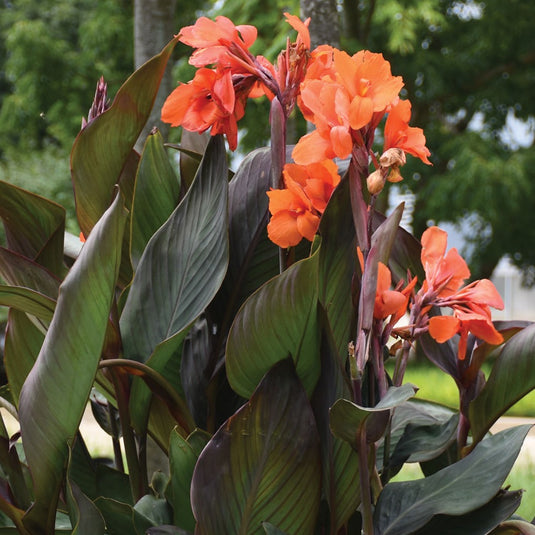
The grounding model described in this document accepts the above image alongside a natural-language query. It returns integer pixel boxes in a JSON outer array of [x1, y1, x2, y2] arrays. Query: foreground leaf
[[19, 192, 127, 534], [191, 360, 321, 535], [374, 425, 531, 535]]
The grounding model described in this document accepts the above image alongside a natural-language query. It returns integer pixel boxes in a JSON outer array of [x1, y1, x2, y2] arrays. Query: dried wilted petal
[[380, 147, 406, 168]]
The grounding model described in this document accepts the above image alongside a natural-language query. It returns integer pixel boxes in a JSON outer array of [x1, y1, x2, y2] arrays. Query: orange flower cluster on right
[[416, 226, 504, 360]]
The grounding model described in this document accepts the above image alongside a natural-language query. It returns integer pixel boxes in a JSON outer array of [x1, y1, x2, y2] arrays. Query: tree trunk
[[300, 0, 340, 48], [134, 0, 177, 148]]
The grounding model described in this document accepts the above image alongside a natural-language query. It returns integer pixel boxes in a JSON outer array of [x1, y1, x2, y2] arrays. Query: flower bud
[[367, 169, 386, 195]]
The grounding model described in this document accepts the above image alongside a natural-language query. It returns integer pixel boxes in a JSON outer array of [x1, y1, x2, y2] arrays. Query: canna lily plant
[[1, 12, 535, 535]]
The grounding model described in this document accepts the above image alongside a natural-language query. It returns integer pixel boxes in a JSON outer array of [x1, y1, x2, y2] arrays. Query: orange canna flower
[[161, 67, 254, 151], [419, 226, 504, 359], [267, 159, 340, 247], [374, 262, 411, 321], [384, 99, 431, 165], [179, 16, 258, 73], [293, 49, 403, 165], [420, 226, 470, 298]]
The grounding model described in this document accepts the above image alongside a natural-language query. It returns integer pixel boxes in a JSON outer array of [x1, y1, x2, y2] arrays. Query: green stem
[[99, 358, 195, 433], [358, 425, 374, 535], [109, 370, 145, 501]]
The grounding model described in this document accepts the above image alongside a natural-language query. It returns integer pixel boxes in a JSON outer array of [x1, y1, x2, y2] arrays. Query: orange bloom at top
[[293, 49, 404, 165], [419, 226, 504, 359], [179, 16, 258, 73], [267, 160, 340, 248]]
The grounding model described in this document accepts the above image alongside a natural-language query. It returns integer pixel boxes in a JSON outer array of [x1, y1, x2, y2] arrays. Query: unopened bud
[[367, 169, 386, 195], [81, 76, 109, 129], [380, 147, 406, 168]]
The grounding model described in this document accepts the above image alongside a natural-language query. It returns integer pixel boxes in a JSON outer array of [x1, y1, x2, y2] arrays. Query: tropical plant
[[0, 12, 534, 535]]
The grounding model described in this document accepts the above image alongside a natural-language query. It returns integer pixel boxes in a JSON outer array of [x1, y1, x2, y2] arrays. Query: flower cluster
[[417, 226, 504, 359], [161, 14, 310, 150]]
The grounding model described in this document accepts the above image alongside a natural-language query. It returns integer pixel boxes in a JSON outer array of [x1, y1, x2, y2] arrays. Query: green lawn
[[399, 362, 535, 417]]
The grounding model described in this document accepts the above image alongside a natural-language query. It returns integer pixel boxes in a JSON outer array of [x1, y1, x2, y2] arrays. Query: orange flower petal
[[428, 315, 460, 343], [292, 130, 334, 165], [267, 211, 303, 248]]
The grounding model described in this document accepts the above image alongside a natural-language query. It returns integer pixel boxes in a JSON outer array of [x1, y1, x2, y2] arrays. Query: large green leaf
[[120, 135, 228, 362], [412, 490, 522, 535], [0, 180, 65, 277], [121, 136, 228, 433], [71, 37, 178, 237], [130, 130, 180, 270], [0, 285, 55, 322], [18, 192, 127, 534], [373, 425, 532, 535], [226, 250, 320, 399], [311, 317, 360, 531], [191, 360, 322, 535], [470, 323, 535, 444], [0, 247, 61, 298]]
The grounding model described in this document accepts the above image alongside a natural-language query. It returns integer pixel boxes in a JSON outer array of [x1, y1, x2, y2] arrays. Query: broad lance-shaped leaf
[[312, 315, 360, 531], [121, 136, 228, 432], [470, 323, 535, 444], [373, 425, 532, 535], [71, 37, 178, 237], [120, 135, 228, 362], [191, 359, 321, 535], [0, 285, 55, 323], [0, 180, 65, 278], [317, 177, 356, 361], [226, 250, 320, 399], [19, 192, 127, 534], [130, 130, 180, 270]]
